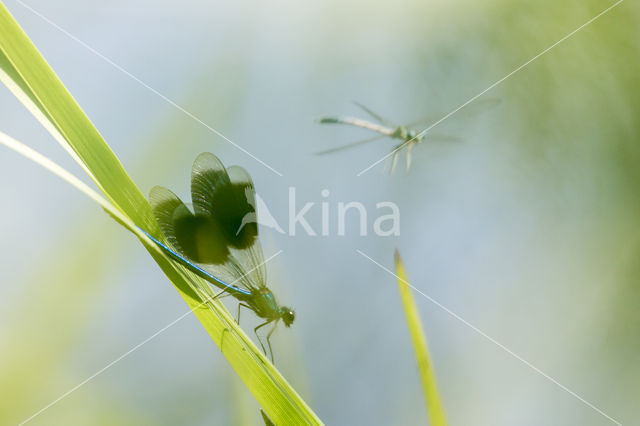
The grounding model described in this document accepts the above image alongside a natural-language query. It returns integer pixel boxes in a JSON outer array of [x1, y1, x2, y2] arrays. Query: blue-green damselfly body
[[144, 153, 294, 362]]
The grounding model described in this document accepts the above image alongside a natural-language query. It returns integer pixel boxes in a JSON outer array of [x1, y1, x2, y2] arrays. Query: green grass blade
[[261, 409, 276, 426], [0, 3, 320, 424], [394, 249, 447, 426]]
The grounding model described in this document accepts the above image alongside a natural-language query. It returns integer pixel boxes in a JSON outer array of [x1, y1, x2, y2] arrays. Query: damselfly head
[[280, 307, 295, 327]]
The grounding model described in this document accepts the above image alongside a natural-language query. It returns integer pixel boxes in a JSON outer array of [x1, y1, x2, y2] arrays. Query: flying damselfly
[[143, 152, 294, 362], [317, 99, 500, 171]]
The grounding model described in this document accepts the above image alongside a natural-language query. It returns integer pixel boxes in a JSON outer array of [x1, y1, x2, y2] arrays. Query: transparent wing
[[352, 101, 397, 127], [406, 98, 502, 128], [149, 186, 192, 255], [460, 97, 502, 116], [315, 134, 387, 155], [190, 152, 229, 216], [425, 133, 462, 143], [218, 243, 266, 290]]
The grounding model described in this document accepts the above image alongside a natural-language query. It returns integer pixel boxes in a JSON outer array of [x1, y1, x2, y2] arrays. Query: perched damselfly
[[317, 99, 500, 171], [144, 152, 294, 362]]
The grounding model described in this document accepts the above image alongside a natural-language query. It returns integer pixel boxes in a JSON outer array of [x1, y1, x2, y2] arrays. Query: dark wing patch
[[171, 204, 230, 264], [191, 153, 257, 250], [226, 165, 258, 247], [150, 184, 230, 264]]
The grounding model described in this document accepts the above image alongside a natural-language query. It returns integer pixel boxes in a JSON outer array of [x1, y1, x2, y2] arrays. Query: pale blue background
[[0, 0, 638, 425]]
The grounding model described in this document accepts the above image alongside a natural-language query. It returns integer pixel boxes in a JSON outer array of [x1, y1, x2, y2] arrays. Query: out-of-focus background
[[1, 0, 638, 424]]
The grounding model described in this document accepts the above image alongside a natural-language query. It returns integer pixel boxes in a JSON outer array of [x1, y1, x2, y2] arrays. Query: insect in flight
[[142, 152, 294, 362], [317, 99, 500, 171]]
